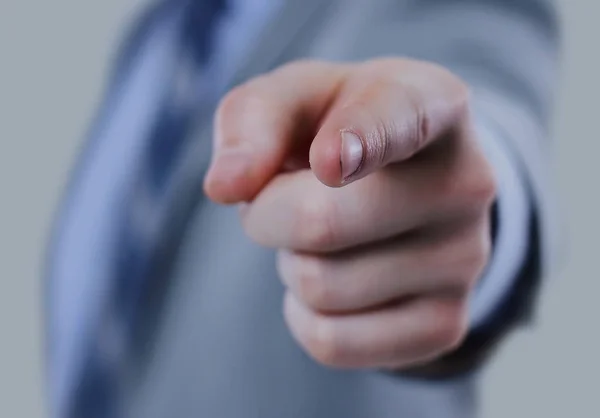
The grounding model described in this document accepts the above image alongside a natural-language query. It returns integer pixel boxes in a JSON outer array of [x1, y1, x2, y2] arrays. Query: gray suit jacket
[[82, 1, 559, 417]]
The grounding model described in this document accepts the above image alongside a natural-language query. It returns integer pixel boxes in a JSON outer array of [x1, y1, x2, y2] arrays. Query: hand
[[204, 59, 496, 370]]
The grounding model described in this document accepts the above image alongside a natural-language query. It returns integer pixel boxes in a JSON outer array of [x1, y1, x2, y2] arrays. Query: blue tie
[[66, 1, 226, 416]]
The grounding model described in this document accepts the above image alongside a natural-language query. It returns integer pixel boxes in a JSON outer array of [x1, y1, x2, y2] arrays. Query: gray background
[[0, 1, 597, 417]]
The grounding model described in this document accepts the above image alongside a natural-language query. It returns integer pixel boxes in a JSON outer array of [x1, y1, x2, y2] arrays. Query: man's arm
[[201, 0, 560, 378]]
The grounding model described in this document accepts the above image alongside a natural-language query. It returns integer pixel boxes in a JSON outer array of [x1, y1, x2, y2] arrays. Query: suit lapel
[[170, 0, 336, 214], [155, 0, 335, 258], [227, 0, 330, 87], [187, 0, 333, 170]]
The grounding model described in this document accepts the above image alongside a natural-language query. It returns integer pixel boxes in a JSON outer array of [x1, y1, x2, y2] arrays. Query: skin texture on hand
[[203, 59, 496, 370]]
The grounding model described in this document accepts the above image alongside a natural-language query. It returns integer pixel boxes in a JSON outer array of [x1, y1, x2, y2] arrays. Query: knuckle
[[414, 104, 430, 155], [452, 80, 471, 116], [295, 257, 336, 311], [275, 250, 294, 286], [305, 318, 346, 367], [273, 60, 349, 80], [469, 169, 497, 209], [294, 197, 338, 250], [440, 317, 468, 352], [446, 274, 474, 296], [216, 82, 274, 133], [400, 82, 430, 158], [346, 79, 399, 165], [274, 59, 321, 75], [426, 300, 469, 353], [443, 158, 496, 217], [473, 228, 493, 276], [426, 61, 471, 115], [216, 85, 246, 126], [454, 230, 493, 290], [374, 116, 396, 166], [461, 159, 497, 210]]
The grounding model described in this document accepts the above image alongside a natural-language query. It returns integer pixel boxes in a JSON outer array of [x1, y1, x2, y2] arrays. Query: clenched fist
[[204, 59, 496, 370]]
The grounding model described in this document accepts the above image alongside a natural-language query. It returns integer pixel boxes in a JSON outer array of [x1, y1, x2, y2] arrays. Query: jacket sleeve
[[376, 0, 561, 378]]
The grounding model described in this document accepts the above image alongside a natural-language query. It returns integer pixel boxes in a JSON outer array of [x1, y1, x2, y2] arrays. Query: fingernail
[[341, 131, 364, 181]]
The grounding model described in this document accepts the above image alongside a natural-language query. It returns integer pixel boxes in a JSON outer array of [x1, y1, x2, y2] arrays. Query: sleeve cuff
[[467, 119, 531, 330]]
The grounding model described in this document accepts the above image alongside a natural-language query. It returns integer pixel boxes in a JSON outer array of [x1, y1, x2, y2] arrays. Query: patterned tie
[[66, 1, 226, 417]]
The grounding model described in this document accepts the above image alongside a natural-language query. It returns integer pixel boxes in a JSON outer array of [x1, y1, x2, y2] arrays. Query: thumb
[[203, 62, 349, 204], [309, 60, 469, 187]]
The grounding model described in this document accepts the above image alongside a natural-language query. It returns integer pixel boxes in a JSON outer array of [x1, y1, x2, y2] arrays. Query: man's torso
[[120, 1, 479, 417]]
